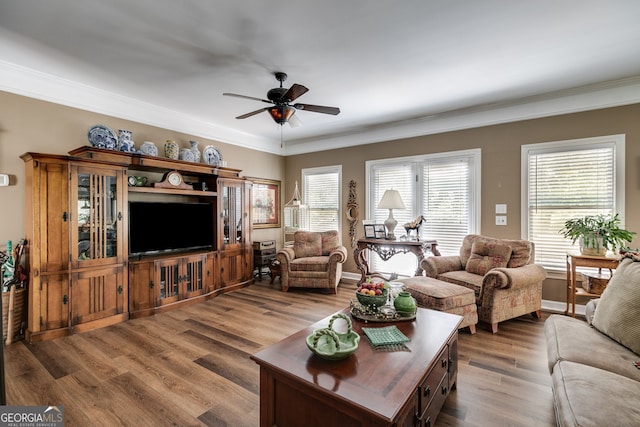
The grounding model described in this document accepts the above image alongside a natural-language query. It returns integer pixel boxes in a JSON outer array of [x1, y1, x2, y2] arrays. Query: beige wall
[[0, 91, 285, 252], [3, 90, 639, 304], [284, 103, 640, 303]]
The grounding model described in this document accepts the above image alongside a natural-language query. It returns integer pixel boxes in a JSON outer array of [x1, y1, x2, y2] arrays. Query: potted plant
[[560, 213, 636, 256]]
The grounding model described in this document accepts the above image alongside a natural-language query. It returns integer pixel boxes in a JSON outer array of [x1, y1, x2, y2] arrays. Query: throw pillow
[[293, 232, 322, 258], [320, 230, 340, 255], [592, 258, 640, 355], [465, 241, 512, 276]]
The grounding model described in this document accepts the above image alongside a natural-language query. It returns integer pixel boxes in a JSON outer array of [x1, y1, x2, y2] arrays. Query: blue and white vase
[[189, 140, 201, 163], [179, 148, 195, 162], [140, 141, 158, 156], [118, 130, 135, 153]]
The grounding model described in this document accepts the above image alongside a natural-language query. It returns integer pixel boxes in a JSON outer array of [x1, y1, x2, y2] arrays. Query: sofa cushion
[[592, 258, 640, 355], [551, 361, 640, 427], [293, 232, 322, 258], [465, 241, 512, 276], [544, 314, 640, 381]]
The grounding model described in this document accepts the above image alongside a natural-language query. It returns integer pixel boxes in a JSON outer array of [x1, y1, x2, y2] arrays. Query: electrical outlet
[[495, 215, 507, 226]]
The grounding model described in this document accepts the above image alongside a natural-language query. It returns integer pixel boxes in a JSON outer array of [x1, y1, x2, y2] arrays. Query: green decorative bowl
[[306, 314, 360, 360], [355, 289, 388, 307]]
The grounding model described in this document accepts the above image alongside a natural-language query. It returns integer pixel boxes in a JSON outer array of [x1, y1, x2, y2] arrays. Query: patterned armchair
[[276, 230, 347, 293], [422, 234, 546, 333]]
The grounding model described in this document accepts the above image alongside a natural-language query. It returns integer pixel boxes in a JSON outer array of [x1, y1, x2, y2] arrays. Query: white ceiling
[[2, 0, 640, 155]]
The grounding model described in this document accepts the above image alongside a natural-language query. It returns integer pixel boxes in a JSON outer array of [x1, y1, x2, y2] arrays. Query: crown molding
[[2, 58, 640, 156]]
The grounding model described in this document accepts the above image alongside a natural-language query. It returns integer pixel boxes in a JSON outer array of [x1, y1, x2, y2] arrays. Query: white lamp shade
[[378, 189, 406, 210]]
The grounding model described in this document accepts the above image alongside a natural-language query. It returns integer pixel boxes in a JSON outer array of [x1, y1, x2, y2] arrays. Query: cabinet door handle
[[62, 212, 68, 222], [441, 358, 448, 368], [117, 285, 123, 294], [150, 280, 154, 289], [423, 386, 431, 398], [63, 295, 68, 305], [441, 385, 448, 395], [118, 212, 123, 221]]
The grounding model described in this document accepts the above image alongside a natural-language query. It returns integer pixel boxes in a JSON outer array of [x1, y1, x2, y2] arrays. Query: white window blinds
[[303, 166, 341, 232], [367, 150, 480, 276], [524, 135, 623, 271]]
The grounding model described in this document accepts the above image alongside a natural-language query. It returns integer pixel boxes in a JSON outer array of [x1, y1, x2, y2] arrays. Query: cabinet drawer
[[419, 374, 449, 427], [419, 346, 448, 413], [254, 254, 276, 264], [253, 240, 276, 250], [254, 248, 276, 257]]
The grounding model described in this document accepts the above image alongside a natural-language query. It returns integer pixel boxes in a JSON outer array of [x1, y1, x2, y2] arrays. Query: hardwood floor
[[4, 279, 556, 426]]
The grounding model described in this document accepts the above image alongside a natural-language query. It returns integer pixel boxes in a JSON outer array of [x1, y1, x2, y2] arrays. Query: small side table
[[253, 240, 276, 279], [354, 238, 440, 284], [565, 253, 619, 317]]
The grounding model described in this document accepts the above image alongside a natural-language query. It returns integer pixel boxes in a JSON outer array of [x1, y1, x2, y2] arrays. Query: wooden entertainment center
[[21, 146, 254, 342]]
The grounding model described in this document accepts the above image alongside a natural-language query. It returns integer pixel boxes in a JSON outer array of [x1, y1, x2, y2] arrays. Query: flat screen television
[[129, 201, 214, 256]]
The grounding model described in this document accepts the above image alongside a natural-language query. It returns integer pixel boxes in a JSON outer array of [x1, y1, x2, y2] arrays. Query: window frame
[[365, 149, 481, 275], [521, 134, 626, 272]]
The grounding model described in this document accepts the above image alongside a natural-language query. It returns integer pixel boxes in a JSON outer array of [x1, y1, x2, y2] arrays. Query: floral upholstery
[[422, 234, 546, 333], [399, 276, 478, 333], [276, 230, 347, 293]]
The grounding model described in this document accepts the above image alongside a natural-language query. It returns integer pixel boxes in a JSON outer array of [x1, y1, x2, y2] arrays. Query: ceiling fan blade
[[283, 84, 309, 102], [294, 103, 341, 115], [223, 93, 272, 104], [236, 108, 268, 119]]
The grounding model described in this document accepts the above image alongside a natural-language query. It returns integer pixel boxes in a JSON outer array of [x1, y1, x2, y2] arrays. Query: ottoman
[[397, 276, 478, 334]]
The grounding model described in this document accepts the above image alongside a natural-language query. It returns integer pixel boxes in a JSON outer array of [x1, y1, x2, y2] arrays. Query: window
[[302, 165, 342, 232], [366, 149, 481, 276], [522, 134, 625, 271]]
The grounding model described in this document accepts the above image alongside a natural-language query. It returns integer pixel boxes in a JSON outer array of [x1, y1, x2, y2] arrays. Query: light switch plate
[[495, 204, 507, 214], [0, 174, 8, 186], [496, 215, 507, 226]]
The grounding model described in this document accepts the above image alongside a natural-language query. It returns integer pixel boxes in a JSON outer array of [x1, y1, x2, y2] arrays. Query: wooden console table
[[251, 307, 462, 427], [565, 253, 619, 317], [354, 238, 440, 284]]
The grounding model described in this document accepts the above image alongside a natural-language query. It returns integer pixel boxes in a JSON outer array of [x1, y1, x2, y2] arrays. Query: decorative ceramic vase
[[179, 148, 195, 162], [117, 129, 135, 153], [394, 291, 417, 315], [140, 141, 158, 156], [189, 140, 201, 163], [164, 140, 179, 159]]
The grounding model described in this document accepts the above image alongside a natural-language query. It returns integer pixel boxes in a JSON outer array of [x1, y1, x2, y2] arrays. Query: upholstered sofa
[[276, 230, 347, 293], [422, 234, 546, 332], [544, 254, 640, 426]]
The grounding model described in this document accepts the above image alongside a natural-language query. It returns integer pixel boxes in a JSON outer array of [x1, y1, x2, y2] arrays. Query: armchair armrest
[[276, 247, 296, 267], [422, 256, 463, 277], [483, 264, 547, 290], [328, 245, 348, 264]]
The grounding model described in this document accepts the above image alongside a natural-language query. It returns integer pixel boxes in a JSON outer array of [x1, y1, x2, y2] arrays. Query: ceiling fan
[[223, 72, 340, 126]]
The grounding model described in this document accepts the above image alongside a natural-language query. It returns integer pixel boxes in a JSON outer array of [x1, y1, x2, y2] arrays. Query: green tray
[[362, 325, 410, 346]]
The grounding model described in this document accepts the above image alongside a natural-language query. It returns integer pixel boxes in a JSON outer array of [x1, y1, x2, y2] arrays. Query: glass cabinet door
[[71, 165, 124, 266], [221, 180, 244, 248]]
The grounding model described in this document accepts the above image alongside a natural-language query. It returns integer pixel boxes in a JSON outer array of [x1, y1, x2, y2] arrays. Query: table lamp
[[378, 189, 405, 239]]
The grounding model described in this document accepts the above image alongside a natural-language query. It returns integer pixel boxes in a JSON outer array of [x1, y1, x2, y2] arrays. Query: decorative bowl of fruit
[[355, 281, 389, 307]]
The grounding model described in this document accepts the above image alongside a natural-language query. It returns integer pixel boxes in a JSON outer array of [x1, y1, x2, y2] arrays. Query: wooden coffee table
[[251, 306, 462, 427]]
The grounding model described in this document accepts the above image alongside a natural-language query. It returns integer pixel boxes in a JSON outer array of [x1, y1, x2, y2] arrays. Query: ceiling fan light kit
[[223, 71, 340, 126]]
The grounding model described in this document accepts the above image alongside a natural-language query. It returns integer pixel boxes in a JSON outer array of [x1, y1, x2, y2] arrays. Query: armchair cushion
[[293, 232, 322, 258], [465, 241, 512, 276]]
